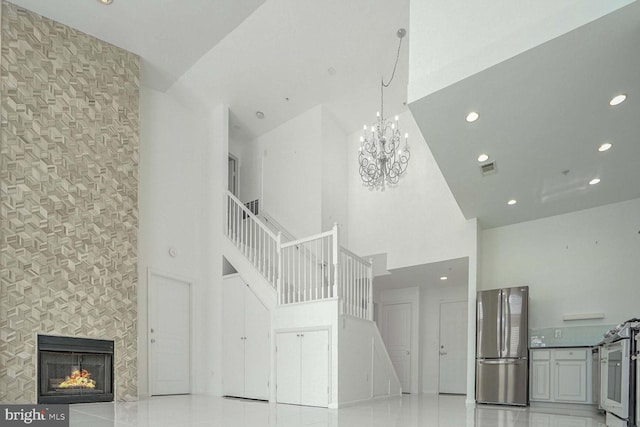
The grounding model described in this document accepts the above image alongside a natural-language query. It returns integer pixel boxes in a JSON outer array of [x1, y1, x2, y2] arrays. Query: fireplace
[[37, 335, 114, 404]]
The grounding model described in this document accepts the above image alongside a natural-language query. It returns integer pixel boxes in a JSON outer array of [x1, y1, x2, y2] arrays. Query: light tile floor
[[69, 394, 606, 427]]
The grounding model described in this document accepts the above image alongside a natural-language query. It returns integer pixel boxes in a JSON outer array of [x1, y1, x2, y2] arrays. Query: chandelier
[[359, 28, 409, 189]]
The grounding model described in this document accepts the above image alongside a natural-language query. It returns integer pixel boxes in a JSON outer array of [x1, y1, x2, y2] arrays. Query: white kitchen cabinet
[[529, 348, 592, 404], [223, 276, 270, 400], [276, 330, 329, 407], [531, 350, 552, 401]]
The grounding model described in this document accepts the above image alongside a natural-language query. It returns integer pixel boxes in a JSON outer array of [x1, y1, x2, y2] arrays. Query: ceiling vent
[[480, 161, 497, 176]]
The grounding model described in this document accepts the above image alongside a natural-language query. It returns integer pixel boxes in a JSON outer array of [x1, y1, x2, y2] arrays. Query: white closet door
[[276, 332, 301, 404], [222, 277, 246, 397], [301, 330, 329, 407], [244, 288, 270, 400], [150, 272, 191, 395]]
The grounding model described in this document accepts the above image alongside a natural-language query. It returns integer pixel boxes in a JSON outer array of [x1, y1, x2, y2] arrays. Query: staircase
[[223, 190, 401, 407]]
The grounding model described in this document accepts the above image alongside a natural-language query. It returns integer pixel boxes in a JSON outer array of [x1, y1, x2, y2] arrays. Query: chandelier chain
[[380, 34, 403, 120]]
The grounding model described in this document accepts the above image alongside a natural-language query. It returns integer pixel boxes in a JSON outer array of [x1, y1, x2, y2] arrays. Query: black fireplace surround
[[37, 335, 114, 404]]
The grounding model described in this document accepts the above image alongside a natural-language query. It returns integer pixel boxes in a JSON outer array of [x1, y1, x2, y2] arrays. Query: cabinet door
[[222, 277, 246, 397], [244, 288, 270, 400], [276, 332, 301, 404], [300, 330, 329, 407], [554, 360, 587, 402], [530, 360, 551, 401]]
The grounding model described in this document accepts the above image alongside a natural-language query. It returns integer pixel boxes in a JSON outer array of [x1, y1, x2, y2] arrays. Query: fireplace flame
[[58, 369, 96, 389]]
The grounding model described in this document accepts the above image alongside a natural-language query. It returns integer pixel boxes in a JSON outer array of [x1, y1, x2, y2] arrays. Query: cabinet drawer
[[531, 350, 551, 360], [554, 349, 587, 360]]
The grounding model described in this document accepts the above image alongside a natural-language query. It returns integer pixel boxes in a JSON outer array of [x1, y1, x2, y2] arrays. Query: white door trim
[[228, 153, 240, 197], [147, 268, 196, 395], [437, 298, 468, 394], [376, 287, 420, 394]]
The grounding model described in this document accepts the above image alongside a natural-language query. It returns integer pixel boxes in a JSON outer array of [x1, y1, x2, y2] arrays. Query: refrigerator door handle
[[502, 290, 511, 356], [497, 289, 503, 357]]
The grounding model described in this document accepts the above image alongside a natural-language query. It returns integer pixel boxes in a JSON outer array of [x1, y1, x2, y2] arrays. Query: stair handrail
[[261, 210, 296, 243], [225, 191, 280, 287], [224, 191, 374, 320], [226, 191, 279, 241]]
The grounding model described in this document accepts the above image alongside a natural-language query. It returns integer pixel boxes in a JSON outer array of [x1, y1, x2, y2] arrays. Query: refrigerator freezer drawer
[[476, 359, 528, 406]]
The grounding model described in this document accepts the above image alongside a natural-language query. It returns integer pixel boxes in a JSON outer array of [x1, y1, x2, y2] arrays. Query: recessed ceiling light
[[440, 276, 448, 281], [98, 0, 113, 4], [609, 94, 627, 106], [477, 154, 489, 162], [507, 199, 517, 205], [589, 178, 601, 185], [466, 111, 479, 122], [256, 111, 265, 119], [598, 142, 612, 152]]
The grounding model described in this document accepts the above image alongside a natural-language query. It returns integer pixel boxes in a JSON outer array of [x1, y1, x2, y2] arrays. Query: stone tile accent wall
[[0, 2, 139, 403]]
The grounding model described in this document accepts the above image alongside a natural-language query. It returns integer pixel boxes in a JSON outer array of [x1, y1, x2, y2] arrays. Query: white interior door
[[243, 287, 270, 400], [276, 332, 301, 405], [222, 276, 246, 397], [300, 330, 329, 407], [438, 300, 468, 394], [150, 272, 191, 395], [381, 303, 412, 393]]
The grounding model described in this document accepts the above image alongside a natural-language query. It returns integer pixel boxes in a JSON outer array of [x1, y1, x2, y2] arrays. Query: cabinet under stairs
[[222, 190, 401, 407]]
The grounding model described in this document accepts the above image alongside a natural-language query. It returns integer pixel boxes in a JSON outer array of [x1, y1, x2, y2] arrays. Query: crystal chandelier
[[359, 28, 409, 189]]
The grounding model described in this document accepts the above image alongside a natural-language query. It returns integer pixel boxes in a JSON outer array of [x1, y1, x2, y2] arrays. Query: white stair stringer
[[337, 315, 402, 406], [222, 237, 277, 309]]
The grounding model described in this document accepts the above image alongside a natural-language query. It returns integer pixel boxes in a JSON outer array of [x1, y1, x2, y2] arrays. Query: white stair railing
[[225, 191, 280, 288], [339, 247, 373, 321], [279, 229, 335, 304], [224, 191, 373, 320]]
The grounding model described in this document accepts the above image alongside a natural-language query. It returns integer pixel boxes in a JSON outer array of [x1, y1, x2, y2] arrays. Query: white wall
[[408, 0, 633, 102], [347, 110, 474, 270], [239, 106, 324, 238], [138, 86, 227, 397], [480, 197, 640, 330], [420, 282, 468, 394], [321, 108, 348, 243]]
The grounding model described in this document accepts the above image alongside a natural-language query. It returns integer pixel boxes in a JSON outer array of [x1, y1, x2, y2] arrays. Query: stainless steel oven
[[599, 320, 638, 427], [601, 338, 631, 419]]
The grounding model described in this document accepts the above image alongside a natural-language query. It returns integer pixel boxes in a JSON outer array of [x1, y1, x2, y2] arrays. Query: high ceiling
[[7, 0, 638, 285], [8, 0, 265, 91], [8, 0, 410, 140], [410, 1, 640, 229]]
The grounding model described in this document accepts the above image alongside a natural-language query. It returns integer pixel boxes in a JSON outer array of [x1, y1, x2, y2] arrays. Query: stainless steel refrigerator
[[476, 286, 529, 405]]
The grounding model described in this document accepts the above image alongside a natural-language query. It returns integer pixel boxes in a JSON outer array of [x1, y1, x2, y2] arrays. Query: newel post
[[276, 231, 282, 304], [332, 223, 339, 299]]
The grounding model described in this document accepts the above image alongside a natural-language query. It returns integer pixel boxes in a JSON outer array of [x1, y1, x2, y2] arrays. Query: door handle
[[440, 351, 448, 355], [406, 351, 410, 356], [480, 359, 519, 365], [150, 339, 156, 343]]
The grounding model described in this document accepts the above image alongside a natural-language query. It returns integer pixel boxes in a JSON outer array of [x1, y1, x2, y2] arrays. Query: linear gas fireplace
[[37, 335, 114, 404]]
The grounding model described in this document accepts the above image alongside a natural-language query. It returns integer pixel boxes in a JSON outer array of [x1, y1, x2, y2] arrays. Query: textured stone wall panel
[[0, 1, 139, 403]]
